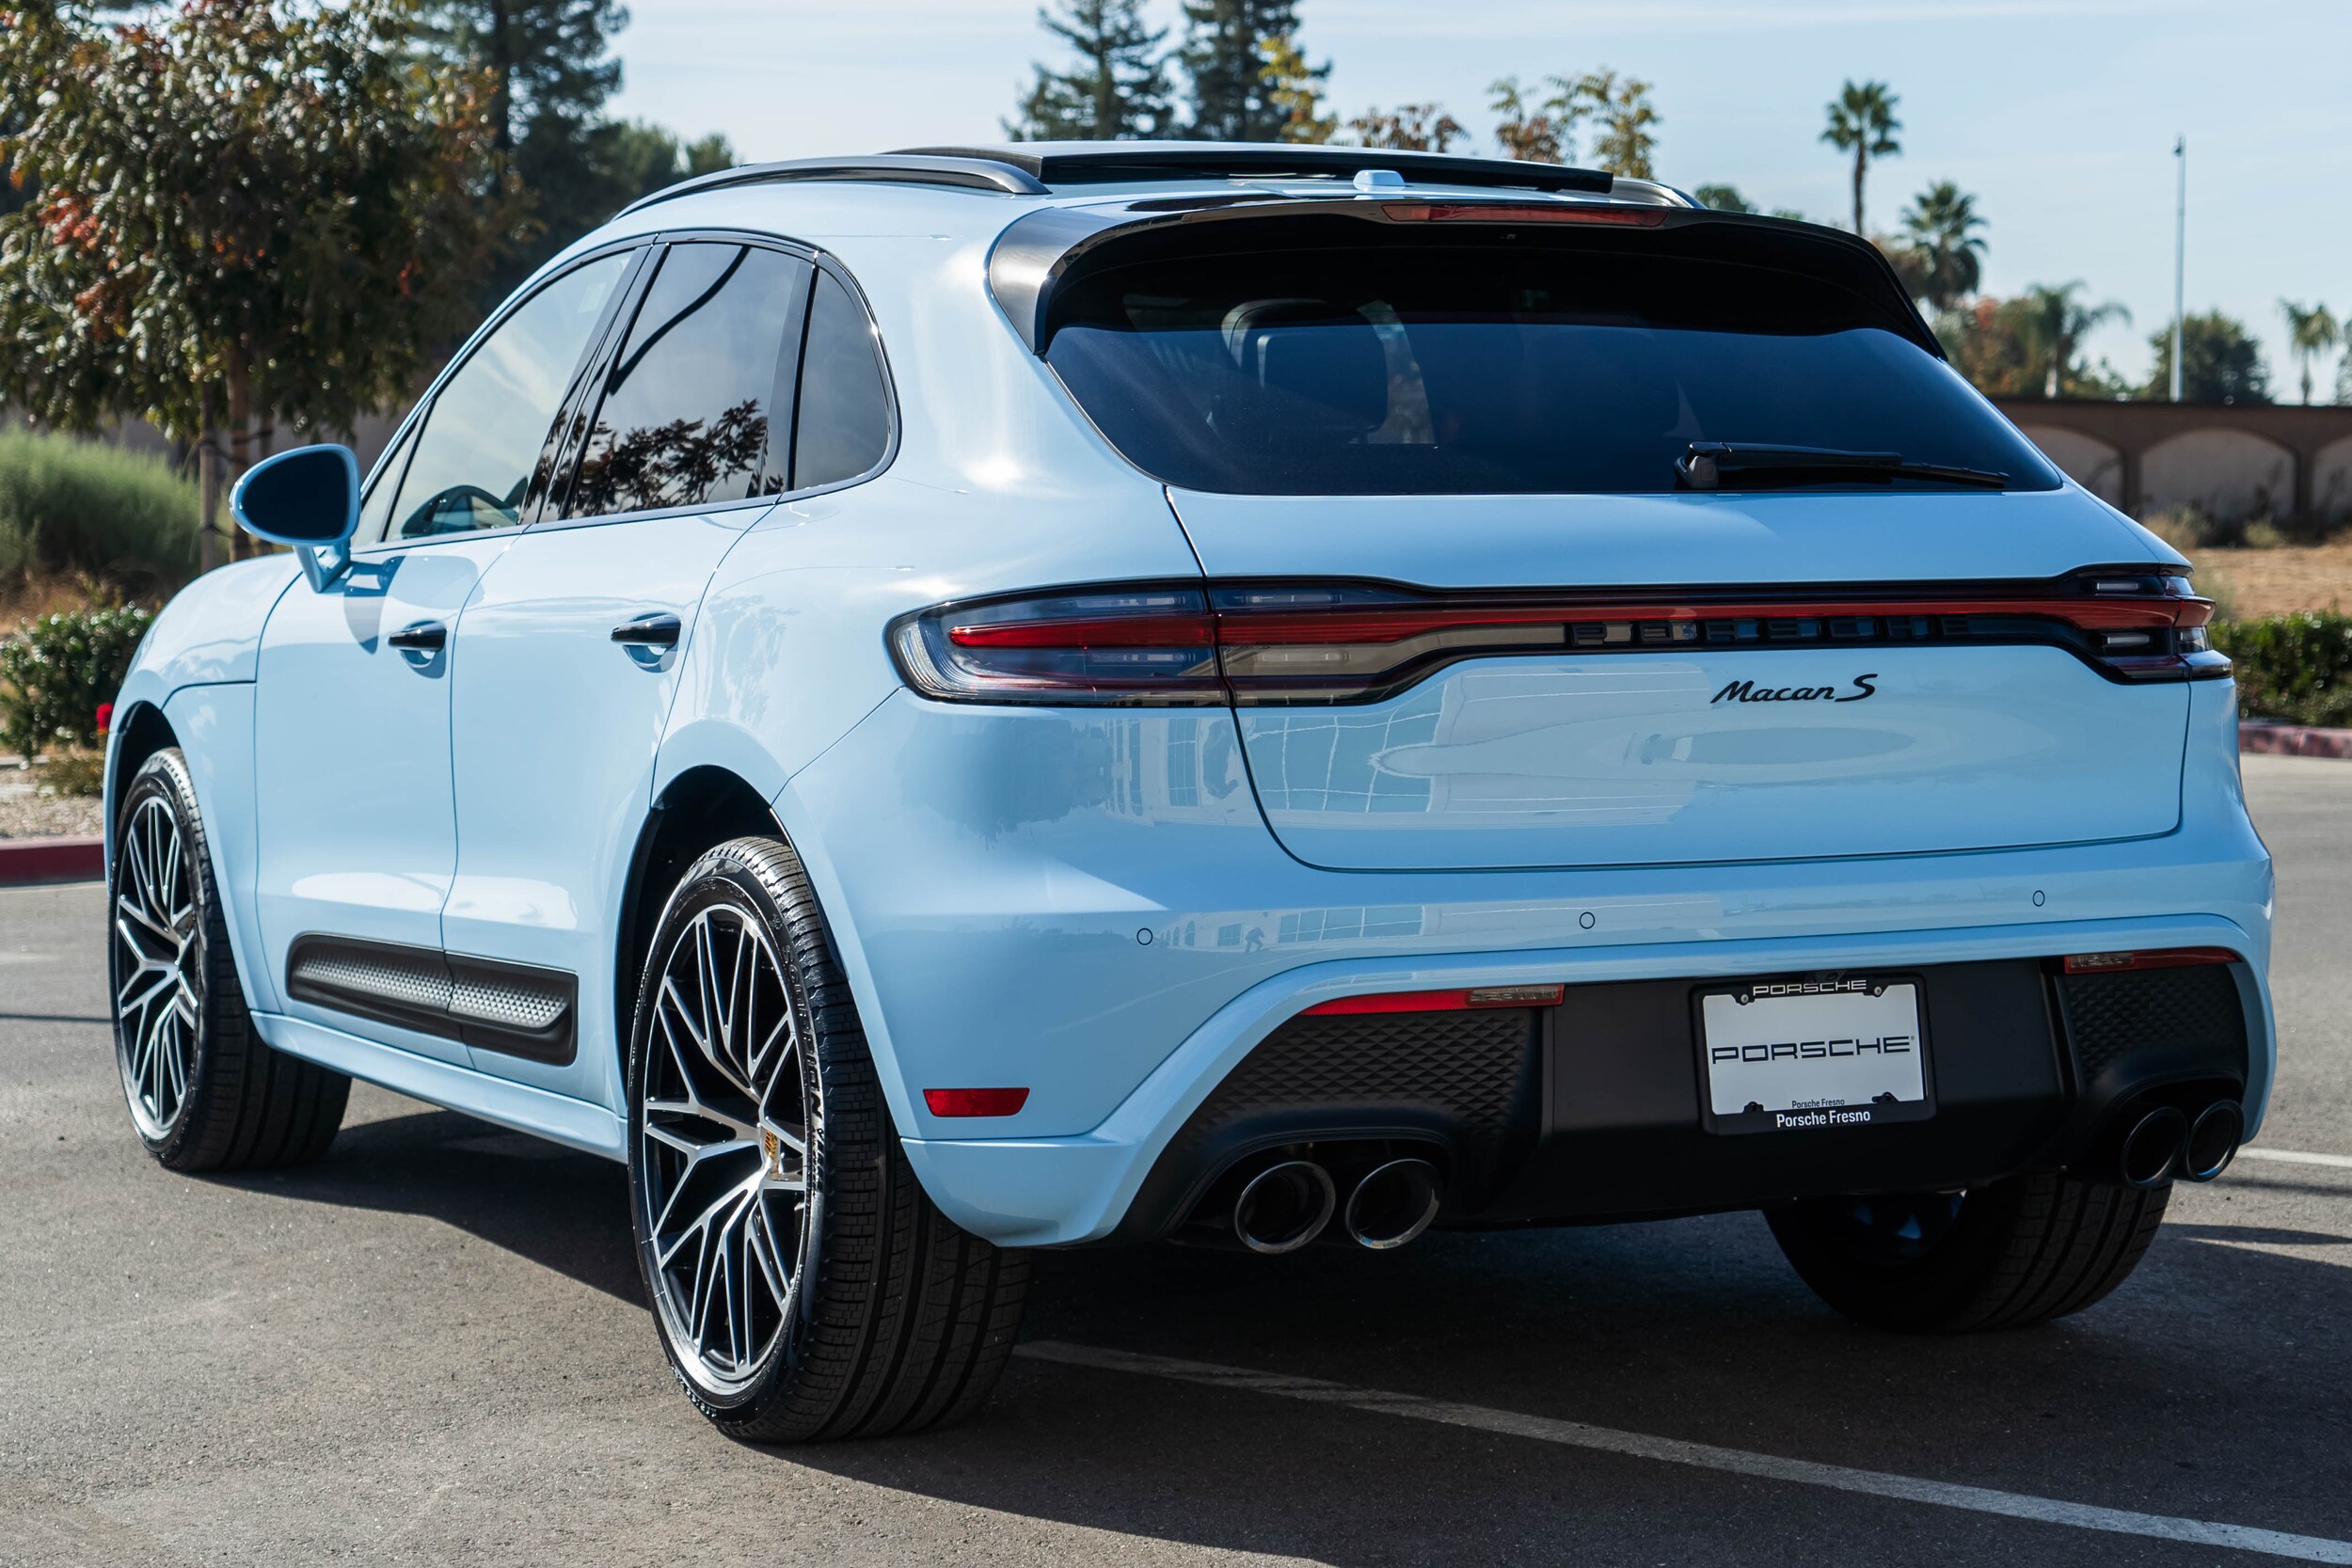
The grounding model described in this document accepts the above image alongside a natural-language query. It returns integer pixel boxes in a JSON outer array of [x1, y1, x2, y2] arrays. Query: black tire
[[109, 748, 349, 1171], [625, 835, 1029, 1442], [1767, 1171, 2169, 1332]]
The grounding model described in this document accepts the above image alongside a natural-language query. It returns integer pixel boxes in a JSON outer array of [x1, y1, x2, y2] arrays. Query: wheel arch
[[612, 764, 787, 1068], [103, 699, 179, 853]]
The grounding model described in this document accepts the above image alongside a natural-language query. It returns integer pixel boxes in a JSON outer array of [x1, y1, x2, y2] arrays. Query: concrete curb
[[0, 836, 103, 887], [2241, 721, 2352, 759]]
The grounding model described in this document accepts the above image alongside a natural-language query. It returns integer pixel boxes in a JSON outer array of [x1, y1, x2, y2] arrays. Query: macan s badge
[[1711, 673, 1879, 705]]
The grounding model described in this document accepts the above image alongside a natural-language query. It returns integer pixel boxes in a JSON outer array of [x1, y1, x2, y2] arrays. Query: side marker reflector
[[923, 1087, 1031, 1117], [2061, 947, 2240, 974]]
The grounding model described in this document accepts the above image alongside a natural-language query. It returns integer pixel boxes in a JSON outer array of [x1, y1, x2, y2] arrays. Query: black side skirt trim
[[286, 934, 578, 1065]]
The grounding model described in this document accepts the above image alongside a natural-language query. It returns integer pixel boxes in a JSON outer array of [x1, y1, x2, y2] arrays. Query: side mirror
[[230, 444, 360, 590]]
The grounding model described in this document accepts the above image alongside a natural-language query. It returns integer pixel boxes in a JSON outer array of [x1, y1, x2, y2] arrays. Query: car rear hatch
[[1166, 490, 2201, 871], [1008, 192, 2217, 872]]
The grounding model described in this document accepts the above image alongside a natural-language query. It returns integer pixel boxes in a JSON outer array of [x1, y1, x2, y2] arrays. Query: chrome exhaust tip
[[1232, 1160, 1338, 1255], [2180, 1100, 2244, 1182], [2118, 1105, 2189, 1189], [1343, 1158, 1442, 1250]]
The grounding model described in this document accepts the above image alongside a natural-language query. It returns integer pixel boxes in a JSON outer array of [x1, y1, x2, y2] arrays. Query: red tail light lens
[[889, 572, 2225, 707], [1303, 984, 1565, 1016], [2061, 947, 2240, 974], [892, 587, 1223, 705], [923, 1087, 1031, 1117]]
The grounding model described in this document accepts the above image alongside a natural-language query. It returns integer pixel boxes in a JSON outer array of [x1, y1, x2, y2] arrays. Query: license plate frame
[[1694, 973, 1935, 1135]]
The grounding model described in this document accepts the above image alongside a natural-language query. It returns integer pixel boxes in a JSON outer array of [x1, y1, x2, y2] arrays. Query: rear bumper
[[902, 912, 2271, 1246], [777, 684, 2272, 1247]]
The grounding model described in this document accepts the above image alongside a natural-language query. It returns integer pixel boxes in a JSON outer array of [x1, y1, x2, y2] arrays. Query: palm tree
[[1820, 80, 1900, 234], [2280, 300, 2340, 404], [1897, 181, 1985, 311], [2020, 281, 2130, 399]]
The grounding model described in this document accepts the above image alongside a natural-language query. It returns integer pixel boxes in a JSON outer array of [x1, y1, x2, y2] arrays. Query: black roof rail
[[616, 153, 1049, 216], [897, 141, 1614, 196]]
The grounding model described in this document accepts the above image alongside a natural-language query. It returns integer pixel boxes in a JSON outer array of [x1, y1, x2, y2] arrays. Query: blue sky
[[610, 0, 2351, 396]]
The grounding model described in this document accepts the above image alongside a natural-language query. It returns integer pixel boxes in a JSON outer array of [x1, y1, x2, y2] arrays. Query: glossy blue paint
[[250, 536, 511, 1066], [443, 508, 753, 1098], [110, 167, 2275, 1247]]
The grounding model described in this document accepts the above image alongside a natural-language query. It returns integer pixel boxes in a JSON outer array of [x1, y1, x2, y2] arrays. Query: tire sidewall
[[624, 842, 828, 1419], [109, 750, 219, 1164]]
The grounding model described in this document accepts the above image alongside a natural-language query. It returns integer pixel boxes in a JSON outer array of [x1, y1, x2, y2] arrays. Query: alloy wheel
[[112, 793, 201, 1141], [638, 904, 810, 1398]]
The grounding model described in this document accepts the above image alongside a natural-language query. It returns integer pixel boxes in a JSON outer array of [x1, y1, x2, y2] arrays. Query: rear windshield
[[1041, 222, 2059, 496]]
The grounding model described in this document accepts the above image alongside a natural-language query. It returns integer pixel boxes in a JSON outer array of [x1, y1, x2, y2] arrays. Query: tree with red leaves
[[0, 0, 522, 566]]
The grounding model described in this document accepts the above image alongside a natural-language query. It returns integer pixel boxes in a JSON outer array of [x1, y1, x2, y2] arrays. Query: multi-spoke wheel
[[1768, 1170, 2169, 1332], [639, 904, 809, 1398], [108, 748, 349, 1170], [626, 836, 1029, 1441]]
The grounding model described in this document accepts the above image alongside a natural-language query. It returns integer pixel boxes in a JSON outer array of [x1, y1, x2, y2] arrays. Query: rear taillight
[[892, 586, 1223, 705], [888, 570, 2227, 707]]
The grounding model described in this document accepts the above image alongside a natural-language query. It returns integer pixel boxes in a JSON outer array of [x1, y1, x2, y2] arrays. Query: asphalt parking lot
[[4, 755, 2349, 1567]]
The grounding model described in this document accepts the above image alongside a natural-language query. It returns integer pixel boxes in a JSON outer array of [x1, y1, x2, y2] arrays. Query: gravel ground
[[0, 766, 102, 840]]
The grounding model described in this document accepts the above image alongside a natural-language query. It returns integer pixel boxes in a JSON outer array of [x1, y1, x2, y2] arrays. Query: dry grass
[[2189, 542, 2352, 621]]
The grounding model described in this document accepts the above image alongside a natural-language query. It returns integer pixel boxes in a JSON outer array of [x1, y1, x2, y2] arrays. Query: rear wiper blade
[[1677, 442, 2009, 491]]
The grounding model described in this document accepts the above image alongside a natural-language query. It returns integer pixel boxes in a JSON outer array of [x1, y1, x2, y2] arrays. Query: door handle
[[388, 620, 448, 653], [611, 612, 682, 649]]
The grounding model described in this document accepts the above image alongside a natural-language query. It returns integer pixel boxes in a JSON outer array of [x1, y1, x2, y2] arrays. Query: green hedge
[[0, 603, 153, 761], [0, 428, 199, 594], [2213, 611, 2352, 729]]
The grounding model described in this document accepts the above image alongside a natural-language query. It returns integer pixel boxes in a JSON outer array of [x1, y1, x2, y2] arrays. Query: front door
[[441, 240, 816, 1103], [251, 249, 637, 1061]]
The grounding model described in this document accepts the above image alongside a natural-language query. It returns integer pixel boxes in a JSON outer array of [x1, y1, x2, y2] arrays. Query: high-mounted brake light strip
[[889, 572, 2226, 707]]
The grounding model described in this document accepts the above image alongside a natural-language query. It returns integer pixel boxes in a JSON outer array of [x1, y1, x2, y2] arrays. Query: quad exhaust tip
[[1344, 1158, 1443, 1250], [1232, 1160, 1338, 1255], [2180, 1100, 2244, 1183], [2117, 1105, 2188, 1189]]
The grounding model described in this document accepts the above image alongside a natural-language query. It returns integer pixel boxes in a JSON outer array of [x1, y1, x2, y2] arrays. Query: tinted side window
[[567, 244, 813, 518], [793, 272, 891, 490], [385, 253, 628, 542], [355, 420, 420, 546]]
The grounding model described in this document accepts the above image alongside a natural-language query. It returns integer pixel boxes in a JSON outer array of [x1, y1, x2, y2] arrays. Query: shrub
[[0, 602, 153, 761], [2213, 610, 2352, 728], [0, 428, 199, 595]]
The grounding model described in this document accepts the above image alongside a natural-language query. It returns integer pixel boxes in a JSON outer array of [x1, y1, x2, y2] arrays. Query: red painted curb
[[0, 835, 104, 886], [2241, 721, 2352, 759]]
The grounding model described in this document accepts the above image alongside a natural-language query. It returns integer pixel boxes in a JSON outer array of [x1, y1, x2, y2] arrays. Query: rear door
[[1033, 208, 2201, 873], [442, 241, 876, 1101]]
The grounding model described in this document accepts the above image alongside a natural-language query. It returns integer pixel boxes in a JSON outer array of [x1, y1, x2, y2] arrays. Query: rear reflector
[[922, 1087, 1031, 1117], [2061, 948, 2241, 974], [1304, 984, 1565, 1017]]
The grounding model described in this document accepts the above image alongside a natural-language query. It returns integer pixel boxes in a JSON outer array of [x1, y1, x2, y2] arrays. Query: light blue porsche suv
[[105, 143, 2273, 1441]]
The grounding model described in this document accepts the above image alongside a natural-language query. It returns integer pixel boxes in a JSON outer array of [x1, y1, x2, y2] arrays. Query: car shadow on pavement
[[772, 1217, 2352, 1565], [212, 1105, 645, 1307]]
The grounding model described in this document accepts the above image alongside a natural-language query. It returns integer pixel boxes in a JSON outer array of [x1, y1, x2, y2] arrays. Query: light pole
[[2170, 135, 2185, 403]]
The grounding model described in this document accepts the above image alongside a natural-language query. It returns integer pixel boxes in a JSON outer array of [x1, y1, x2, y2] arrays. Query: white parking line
[[1017, 1340, 2352, 1565], [2238, 1148, 2352, 1170]]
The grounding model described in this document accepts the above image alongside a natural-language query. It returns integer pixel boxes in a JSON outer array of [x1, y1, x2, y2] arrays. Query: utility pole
[[2170, 135, 2185, 403]]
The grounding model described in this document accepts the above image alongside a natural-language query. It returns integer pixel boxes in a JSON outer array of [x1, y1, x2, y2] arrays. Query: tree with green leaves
[[1820, 80, 1900, 234], [417, 0, 628, 154], [1178, 0, 1308, 141], [1692, 184, 1752, 213], [1892, 181, 1985, 312], [1488, 76, 1580, 164], [0, 0, 517, 568], [2280, 300, 2339, 405], [1259, 33, 1333, 144], [2019, 282, 2128, 399], [2145, 311, 2270, 404], [1007, 0, 1174, 141], [1579, 70, 1659, 179], [1347, 103, 1466, 153]]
